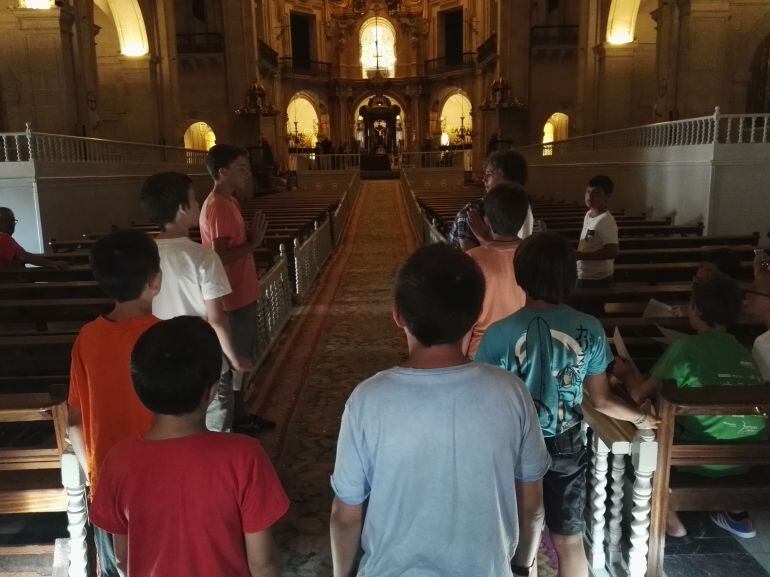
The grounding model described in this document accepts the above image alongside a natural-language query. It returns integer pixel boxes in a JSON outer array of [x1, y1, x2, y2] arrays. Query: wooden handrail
[[660, 381, 770, 416]]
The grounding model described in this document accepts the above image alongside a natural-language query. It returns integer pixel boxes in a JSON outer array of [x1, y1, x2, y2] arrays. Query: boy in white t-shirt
[[576, 175, 619, 288], [140, 172, 253, 432]]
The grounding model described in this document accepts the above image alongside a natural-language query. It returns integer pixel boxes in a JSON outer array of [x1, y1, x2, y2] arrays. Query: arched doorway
[[748, 35, 770, 113], [286, 94, 319, 149], [352, 94, 406, 153], [183, 122, 217, 150], [542, 112, 569, 155], [440, 91, 473, 170], [94, 0, 149, 56], [359, 17, 397, 78]]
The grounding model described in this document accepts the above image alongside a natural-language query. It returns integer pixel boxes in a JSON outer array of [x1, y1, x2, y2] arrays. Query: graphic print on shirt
[[514, 317, 587, 434]]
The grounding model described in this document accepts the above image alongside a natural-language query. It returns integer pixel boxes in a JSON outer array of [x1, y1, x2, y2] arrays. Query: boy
[[200, 144, 273, 434], [330, 244, 551, 577], [576, 175, 618, 287], [90, 317, 288, 577], [615, 273, 766, 539], [476, 232, 656, 577], [0, 207, 67, 270], [140, 171, 253, 432], [449, 149, 534, 250], [466, 182, 529, 357], [67, 230, 161, 576], [746, 273, 770, 380]]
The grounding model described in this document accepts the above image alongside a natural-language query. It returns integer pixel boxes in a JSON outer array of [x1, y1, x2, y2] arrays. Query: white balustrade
[[254, 245, 294, 368], [399, 150, 465, 169], [61, 448, 88, 577], [293, 217, 335, 303]]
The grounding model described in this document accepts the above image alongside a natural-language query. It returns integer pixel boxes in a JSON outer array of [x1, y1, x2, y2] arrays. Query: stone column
[[118, 54, 160, 144], [596, 42, 637, 130]]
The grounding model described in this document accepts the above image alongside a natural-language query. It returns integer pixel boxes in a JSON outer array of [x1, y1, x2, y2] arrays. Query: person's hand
[[670, 305, 685, 318], [634, 400, 660, 429], [231, 356, 255, 373], [468, 209, 492, 244], [248, 210, 268, 249], [612, 356, 637, 383]]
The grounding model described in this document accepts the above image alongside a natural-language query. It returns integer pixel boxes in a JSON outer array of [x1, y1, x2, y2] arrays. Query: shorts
[[543, 424, 588, 536], [226, 300, 258, 362]]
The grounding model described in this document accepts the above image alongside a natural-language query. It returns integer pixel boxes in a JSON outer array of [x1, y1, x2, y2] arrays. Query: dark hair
[[587, 175, 614, 195], [486, 150, 528, 186], [206, 144, 249, 181], [131, 317, 222, 415], [90, 230, 160, 302], [702, 248, 742, 279], [483, 183, 530, 237], [514, 232, 577, 304], [140, 172, 194, 229], [691, 273, 742, 327], [395, 244, 485, 346]]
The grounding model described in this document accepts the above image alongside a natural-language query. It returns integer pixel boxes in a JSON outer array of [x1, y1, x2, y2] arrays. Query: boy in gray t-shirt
[[330, 244, 550, 577]]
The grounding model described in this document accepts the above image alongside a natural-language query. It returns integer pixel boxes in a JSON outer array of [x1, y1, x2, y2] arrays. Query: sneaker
[[709, 511, 756, 539]]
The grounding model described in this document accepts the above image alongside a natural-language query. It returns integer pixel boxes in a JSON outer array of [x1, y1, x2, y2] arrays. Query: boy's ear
[[391, 303, 405, 329], [148, 270, 162, 294]]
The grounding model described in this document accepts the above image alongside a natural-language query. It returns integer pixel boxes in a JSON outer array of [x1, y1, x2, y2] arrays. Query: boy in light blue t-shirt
[[476, 232, 656, 577], [330, 244, 551, 577]]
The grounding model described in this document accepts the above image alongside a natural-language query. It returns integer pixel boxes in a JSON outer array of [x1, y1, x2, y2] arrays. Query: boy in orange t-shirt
[[67, 230, 161, 577], [466, 183, 530, 357]]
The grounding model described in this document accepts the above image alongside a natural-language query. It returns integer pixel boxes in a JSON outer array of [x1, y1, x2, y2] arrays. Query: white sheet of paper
[[655, 325, 689, 345], [643, 298, 676, 318], [612, 327, 640, 373]]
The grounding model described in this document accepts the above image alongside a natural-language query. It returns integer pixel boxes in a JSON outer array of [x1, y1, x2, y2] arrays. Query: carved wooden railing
[[332, 173, 361, 246], [582, 397, 658, 577], [400, 171, 450, 246]]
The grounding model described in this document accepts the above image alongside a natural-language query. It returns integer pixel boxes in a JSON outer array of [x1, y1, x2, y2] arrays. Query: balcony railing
[[279, 57, 331, 77], [258, 40, 278, 71], [176, 33, 224, 54], [530, 25, 579, 47], [477, 33, 497, 66], [424, 52, 476, 75]]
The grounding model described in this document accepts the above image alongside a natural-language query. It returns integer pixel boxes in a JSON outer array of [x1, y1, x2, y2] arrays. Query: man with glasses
[[0, 207, 67, 271], [745, 256, 770, 381], [448, 150, 534, 251]]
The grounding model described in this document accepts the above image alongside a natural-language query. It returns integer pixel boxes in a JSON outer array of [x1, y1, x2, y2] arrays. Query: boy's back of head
[[486, 150, 528, 186], [131, 316, 223, 415], [90, 230, 160, 303], [691, 272, 742, 327], [395, 244, 485, 347], [587, 175, 614, 195], [484, 183, 530, 237], [206, 144, 249, 181], [140, 172, 193, 229], [514, 232, 577, 304]]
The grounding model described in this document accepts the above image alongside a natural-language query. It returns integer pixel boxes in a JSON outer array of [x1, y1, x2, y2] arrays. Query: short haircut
[[702, 248, 742, 280], [395, 244, 485, 347], [0, 207, 12, 217], [90, 230, 160, 302], [691, 273, 742, 327], [206, 144, 249, 180], [140, 172, 193, 229], [587, 175, 614, 195], [514, 232, 577, 304], [486, 150, 528, 186], [131, 317, 222, 415], [483, 183, 530, 237]]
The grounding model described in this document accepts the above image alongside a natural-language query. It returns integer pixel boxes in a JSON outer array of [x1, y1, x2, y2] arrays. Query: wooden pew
[[0, 298, 111, 332], [647, 382, 770, 576]]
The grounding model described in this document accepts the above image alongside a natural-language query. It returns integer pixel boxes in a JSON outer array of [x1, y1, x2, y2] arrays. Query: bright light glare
[[607, 29, 633, 45], [121, 42, 148, 57], [19, 0, 54, 8]]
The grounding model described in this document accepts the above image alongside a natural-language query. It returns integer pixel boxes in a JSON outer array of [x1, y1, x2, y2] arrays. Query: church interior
[[1, 0, 770, 575]]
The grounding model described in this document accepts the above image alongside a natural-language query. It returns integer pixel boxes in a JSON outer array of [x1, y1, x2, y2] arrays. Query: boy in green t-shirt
[[615, 273, 767, 539]]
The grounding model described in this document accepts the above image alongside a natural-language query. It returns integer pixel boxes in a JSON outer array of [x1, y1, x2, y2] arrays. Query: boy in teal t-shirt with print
[[477, 232, 656, 577], [615, 272, 767, 539]]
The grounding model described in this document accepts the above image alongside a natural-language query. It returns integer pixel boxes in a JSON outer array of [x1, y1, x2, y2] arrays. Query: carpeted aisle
[[253, 180, 557, 577]]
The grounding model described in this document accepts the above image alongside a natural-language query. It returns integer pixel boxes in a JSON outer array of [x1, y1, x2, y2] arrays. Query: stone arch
[[606, 0, 641, 45], [359, 16, 397, 78], [94, 0, 150, 56], [439, 89, 473, 146], [351, 92, 407, 149], [286, 92, 320, 148], [183, 121, 217, 150], [543, 112, 569, 143]]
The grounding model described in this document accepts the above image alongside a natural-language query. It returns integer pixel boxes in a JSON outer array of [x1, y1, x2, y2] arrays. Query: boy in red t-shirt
[[67, 230, 162, 576], [90, 317, 289, 577]]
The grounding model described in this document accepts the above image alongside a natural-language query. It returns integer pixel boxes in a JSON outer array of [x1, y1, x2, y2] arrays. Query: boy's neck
[[403, 341, 470, 370], [589, 207, 608, 218], [144, 412, 208, 441], [156, 221, 189, 240], [693, 322, 726, 334], [212, 181, 234, 198], [490, 233, 520, 243], [106, 299, 153, 322], [524, 296, 561, 310]]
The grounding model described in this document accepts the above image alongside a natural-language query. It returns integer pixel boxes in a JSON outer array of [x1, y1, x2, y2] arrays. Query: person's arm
[[576, 243, 619, 261], [613, 356, 666, 405], [20, 251, 68, 269], [204, 298, 254, 372], [211, 210, 268, 265], [66, 406, 89, 481], [585, 373, 659, 428], [245, 529, 282, 577], [330, 498, 363, 577], [112, 534, 128, 577], [511, 480, 545, 573]]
